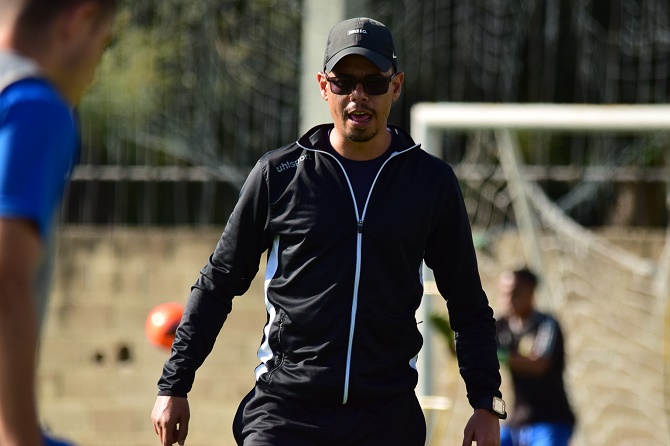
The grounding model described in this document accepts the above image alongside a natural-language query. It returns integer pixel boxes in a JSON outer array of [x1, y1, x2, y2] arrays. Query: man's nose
[[349, 82, 368, 101]]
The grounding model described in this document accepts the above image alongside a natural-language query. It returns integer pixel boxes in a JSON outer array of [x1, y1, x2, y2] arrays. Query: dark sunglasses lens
[[363, 78, 390, 95], [329, 79, 354, 95], [328, 76, 391, 95]]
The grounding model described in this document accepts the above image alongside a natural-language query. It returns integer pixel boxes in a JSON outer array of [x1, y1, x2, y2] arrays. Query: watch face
[[493, 397, 506, 415]]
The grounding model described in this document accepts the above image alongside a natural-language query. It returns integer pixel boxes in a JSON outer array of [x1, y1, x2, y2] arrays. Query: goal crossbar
[[411, 102, 670, 134]]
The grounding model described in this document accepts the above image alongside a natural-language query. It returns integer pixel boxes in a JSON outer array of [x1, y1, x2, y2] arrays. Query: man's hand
[[462, 409, 500, 446], [151, 396, 190, 446]]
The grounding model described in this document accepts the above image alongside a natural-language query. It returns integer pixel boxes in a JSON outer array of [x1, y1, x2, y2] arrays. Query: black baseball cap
[[323, 17, 398, 73]]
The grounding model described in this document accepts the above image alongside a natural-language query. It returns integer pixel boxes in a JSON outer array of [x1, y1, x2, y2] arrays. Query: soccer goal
[[412, 102, 670, 446]]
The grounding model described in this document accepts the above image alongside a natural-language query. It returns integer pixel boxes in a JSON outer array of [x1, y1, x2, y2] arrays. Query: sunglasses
[[324, 73, 397, 96]]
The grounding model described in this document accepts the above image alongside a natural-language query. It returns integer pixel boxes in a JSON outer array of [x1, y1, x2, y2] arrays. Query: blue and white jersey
[[0, 51, 79, 240], [0, 51, 80, 329]]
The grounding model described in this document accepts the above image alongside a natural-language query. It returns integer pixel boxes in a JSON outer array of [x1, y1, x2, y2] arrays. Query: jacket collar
[[0, 51, 42, 94]]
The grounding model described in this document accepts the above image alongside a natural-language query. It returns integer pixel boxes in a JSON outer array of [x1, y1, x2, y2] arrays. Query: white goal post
[[411, 102, 670, 135], [411, 102, 670, 399]]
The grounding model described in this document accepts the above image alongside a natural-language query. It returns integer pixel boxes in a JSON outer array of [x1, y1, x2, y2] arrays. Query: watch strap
[[474, 396, 507, 420]]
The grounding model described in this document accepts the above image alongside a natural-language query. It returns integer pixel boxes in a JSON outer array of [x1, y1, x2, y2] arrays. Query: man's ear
[[58, 1, 100, 43], [317, 72, 329, 101], [391, 71, 404, 101]]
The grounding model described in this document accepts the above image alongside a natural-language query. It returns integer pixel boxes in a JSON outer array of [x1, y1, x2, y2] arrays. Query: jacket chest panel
[[268, 165, 356, 246], [360, 173, 444, 260]]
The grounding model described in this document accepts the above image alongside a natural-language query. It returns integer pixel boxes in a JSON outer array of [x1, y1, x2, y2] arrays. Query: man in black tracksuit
[[152, 17, 505, 446]]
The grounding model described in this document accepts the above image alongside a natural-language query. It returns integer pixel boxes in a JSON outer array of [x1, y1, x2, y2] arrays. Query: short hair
[[18, 0, 117, 28], [513, 267, 539, 289]]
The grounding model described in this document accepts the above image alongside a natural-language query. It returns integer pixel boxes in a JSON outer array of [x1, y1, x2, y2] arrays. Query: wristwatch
[[475, 396, 507, 419]]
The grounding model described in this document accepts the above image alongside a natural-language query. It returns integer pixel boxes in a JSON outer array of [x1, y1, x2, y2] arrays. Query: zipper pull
[[357, 220, 363, 233]]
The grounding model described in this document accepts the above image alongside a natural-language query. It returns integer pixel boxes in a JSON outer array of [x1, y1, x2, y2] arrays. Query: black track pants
[[232, 385, 426, 446]]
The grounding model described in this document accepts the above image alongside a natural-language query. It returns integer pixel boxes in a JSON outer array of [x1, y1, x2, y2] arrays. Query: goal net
[[413, 103, 670, 446]]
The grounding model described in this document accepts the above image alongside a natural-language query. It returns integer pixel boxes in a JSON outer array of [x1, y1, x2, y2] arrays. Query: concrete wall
[[38, 227, 267, 446], [37, 227, 669, 445]]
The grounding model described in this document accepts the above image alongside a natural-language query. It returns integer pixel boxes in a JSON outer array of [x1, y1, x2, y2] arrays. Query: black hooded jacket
[[158, 124, 501, 408]]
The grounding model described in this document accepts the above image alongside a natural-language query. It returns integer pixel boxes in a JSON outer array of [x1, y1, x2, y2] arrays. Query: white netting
[[453, 128, 670, 446], [524, 171, 669, 446]]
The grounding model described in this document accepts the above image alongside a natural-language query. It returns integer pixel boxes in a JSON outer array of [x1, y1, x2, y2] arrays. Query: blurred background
[[38, 0, 670, 445]]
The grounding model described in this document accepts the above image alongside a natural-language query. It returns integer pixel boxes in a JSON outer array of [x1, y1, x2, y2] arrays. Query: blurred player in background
[[496, 268, 576, 446], [0, 0, 117, 444]]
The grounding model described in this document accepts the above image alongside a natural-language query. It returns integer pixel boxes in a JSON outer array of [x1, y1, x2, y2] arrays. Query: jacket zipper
[[302, 144, 418, 404]]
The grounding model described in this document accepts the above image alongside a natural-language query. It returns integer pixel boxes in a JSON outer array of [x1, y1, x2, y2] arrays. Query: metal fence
[[66, 0, 670, 227]]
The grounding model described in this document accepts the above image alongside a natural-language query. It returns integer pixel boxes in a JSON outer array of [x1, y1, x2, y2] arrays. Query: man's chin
[[344, 128, 376, 143]]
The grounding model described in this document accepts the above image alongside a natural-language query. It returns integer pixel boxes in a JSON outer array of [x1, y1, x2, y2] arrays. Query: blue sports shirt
[[0, 77, 79, 240]]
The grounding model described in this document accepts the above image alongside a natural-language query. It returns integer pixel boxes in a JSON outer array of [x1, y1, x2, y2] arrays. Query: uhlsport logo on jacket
[[275, 154, 312, 173]]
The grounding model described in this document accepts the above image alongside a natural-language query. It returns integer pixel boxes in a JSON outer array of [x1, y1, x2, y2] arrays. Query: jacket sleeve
[[423, 166, 502, 408], [157, 160, 271, 396]]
